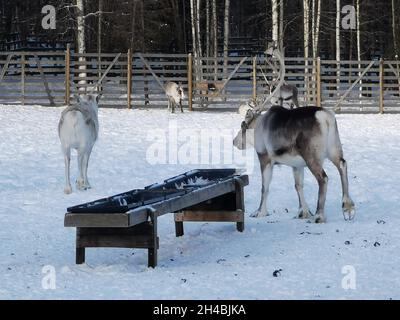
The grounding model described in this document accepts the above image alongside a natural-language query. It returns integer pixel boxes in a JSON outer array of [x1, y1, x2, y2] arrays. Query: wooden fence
[[0, 49, 399, 113]]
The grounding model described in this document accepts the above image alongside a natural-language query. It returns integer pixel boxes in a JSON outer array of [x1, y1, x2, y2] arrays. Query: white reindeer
[[58, 94, 100, 194], [165, 81, 185, 113]]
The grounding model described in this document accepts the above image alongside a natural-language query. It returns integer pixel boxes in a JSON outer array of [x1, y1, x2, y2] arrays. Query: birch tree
[[212, 0, 217, 81], [76, 0, 85, 54], [190, 0, 197, 58], [392, 0, 398, 57], [196, 0, 202, 58], [303, 0, 310, 103], [223, 0, 230, 77], [271, 0, 278, 45], [76, 0, 86, 87], [336, 0, 341, 94], [279, 0, 284, 52], [206, 0, 210, 58], [311, 0, 321, 59], [356, 0, 363, 97]]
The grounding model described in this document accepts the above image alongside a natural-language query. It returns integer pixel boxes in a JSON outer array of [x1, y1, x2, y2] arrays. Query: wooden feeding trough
[[64, 169, 249, 267]]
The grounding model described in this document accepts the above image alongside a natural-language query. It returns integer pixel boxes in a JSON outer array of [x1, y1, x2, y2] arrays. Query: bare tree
[[279, 0, 284, 52], [206, 0, 210, 58], [271, 0, 278, 45], [303, 0, 310, 103], [356, 0, 363, 97], [76, 0, 86, 54], [190, 0, 197, 57], [212, 0, 217, 81], [196, 0, 202, 58], [223, 0, 230, 77], [392, 0, 398, 57], [311, 0, 321, 59], [336, 0, 341, 95]]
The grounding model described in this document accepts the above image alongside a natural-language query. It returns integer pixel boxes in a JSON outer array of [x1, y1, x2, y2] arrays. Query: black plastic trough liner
[[67, 168, 242, 214]]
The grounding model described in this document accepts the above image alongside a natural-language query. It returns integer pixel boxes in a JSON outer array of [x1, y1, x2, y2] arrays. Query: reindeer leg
[[81, 147, 93, 190], [251, 153, 273, 218], [329, 155, 355, 221], [76, 151, 85, 190], [306, 161, 328, 223], [293, 167, 312, 219], [179, 100, 183, 113], [63, 148, 72, 194]]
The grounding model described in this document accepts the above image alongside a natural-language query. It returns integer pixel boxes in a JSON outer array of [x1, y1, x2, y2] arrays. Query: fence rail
[[0, 50, 399, 113]]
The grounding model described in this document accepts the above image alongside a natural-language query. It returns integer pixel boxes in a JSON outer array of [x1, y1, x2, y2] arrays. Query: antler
[[254, 44, 286, 112]]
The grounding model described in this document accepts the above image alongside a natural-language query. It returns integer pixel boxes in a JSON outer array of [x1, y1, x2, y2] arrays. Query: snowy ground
[[0, 104, 399, 300]]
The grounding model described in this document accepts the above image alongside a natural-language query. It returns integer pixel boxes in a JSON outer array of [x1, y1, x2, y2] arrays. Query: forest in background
[[0, 0, 398, 60]]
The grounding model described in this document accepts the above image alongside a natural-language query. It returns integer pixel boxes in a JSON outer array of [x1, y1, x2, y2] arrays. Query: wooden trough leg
[[76, 247, 85, 264], [235, 177, 246, 232], [174, 218, 184, 237], [148, 210, 158, 268], [76, 228, 85, 264]]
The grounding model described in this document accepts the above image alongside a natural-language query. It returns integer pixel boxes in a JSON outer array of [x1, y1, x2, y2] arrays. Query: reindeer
[[58, 94, 100, 194], [233, 46, 355, 223], [165, 81, 185, 113], [264, 45, 300, 109]]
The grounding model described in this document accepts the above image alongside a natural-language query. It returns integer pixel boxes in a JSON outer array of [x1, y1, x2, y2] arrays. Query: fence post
[[21, 54, 25, 105], [65, 44, 71, 105], [379, 58, 384, 114], [187, 53, 193, 111], [316, 57, 321, 107], [127, 49, 132, 109], [252, 56, 257, 103]]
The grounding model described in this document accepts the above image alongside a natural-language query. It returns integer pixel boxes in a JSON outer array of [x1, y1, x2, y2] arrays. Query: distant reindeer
[[165, 81, 185, 113], [58, 94, 100, 194]]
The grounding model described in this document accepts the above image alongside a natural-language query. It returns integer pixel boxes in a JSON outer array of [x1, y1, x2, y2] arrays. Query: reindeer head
[[177, 83, 185, 101], [233, 104, 261, 150], [75, 94, 102, 113]]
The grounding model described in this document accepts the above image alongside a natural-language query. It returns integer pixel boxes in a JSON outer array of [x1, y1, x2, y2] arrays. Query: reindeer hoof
[[314, 214, 326, 223], [298, 208, 312, 219], [250, 209, 269, 218], [343, 201, 355, 221], [64, 186, 72, 194]]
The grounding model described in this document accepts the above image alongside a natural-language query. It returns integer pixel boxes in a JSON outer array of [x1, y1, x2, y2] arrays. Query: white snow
[[1, 104, 400, 299]]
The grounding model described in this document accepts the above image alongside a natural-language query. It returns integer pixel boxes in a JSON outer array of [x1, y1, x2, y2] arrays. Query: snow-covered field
[[1, 104, 399, 300]]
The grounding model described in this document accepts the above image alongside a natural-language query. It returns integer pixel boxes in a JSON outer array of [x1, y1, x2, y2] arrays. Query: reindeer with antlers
[[233, 44, 355, 223], [262, 45, 300, 109]]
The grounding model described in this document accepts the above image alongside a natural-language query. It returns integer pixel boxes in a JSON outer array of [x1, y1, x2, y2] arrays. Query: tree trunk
[[392, 0, 398, 57], [279, 0, 284, 52], [303, 0, 310, 104], [271, 0, 278, 45], [357, 0, 362, 97], [336, 0, 341, 95], [196, 0, 202, 58], [76, 0, 86, 55], [311, 0, 320, 103], [223, 0, 230, 76], [223, 0, 230, 101], [311, 0, 320, 59], [206, 0, 210, 58], [98, 0, 103, 92], [76, 0, 86, 89], [190, 0, 197, 57], [212, 0, 217, 81], [130, 0, 137, 50]]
